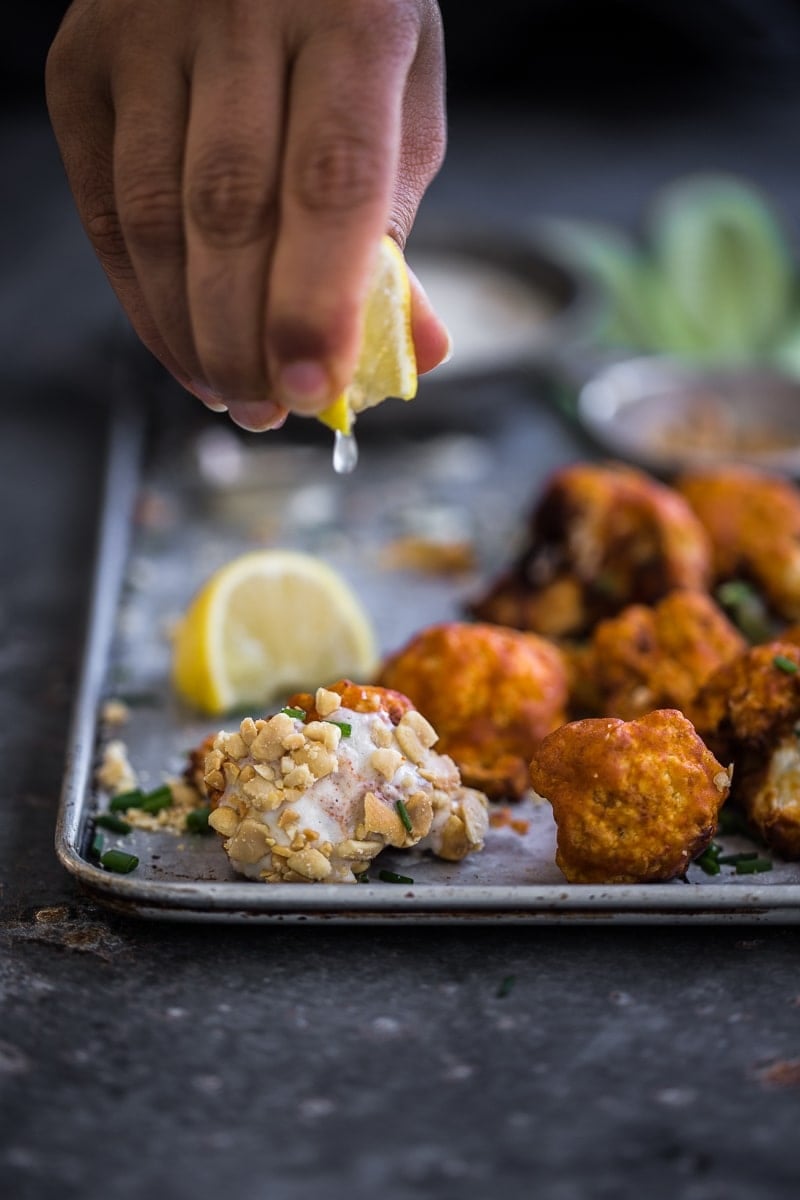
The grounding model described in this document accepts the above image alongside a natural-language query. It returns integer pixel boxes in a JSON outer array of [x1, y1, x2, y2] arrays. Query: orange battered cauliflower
[[575, 590, 746, 720], [529, 709, 731, 884], [677, 466, 800, 622], [378, 621, 568, 800], [470, 462, 711, 639], [687, 642, 800, 857]]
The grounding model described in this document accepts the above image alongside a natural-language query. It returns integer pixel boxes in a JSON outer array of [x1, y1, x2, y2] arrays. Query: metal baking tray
[[56, 352, 800, 923]]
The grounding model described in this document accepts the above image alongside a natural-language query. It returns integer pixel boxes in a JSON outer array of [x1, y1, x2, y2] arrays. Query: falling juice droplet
[[332, 429, 358, 474]]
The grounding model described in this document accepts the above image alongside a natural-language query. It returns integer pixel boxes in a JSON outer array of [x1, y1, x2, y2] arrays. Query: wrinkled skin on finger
[[46, 0, 449, 430]]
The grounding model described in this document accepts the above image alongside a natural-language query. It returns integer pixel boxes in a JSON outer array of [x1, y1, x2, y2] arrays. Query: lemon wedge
[[317, 235, 417, 435], [171, 550, 378, 715]]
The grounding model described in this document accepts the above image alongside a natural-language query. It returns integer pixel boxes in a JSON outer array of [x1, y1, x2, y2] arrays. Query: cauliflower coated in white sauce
[[204, 682, 489, 883]]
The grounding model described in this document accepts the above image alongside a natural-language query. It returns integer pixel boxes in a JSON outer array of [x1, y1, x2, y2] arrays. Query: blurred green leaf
[[648, 174, 794, 357]]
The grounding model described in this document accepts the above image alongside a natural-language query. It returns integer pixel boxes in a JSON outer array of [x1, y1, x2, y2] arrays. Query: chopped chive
[[497, 974, 516, 998], [109, 788, 144, 811], [141, 785, 173, 814], [735, 857, 773, 875], [100, 848, 139, 874], [95, 813, 131, 834], [396, 799, 413, 834], [185, 806, 212, 835], [378, 869, 414, 885], [773, 654, 798, 674], [91, 831, 104, 859], [695, 848, 721, 875], [716, 808, 752, 837], [356, 872, 371, 883], [326, 720, 352, 737], [717, 851, 759, 865], [281, 706, 306, 720], [715, 580, 773, 644]]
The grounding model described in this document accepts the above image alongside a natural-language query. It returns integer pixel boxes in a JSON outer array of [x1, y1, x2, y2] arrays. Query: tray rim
[[55, 368, 800, 925]]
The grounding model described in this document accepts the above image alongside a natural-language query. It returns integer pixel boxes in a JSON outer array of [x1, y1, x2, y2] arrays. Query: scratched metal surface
[[56, 366, 800, 923]]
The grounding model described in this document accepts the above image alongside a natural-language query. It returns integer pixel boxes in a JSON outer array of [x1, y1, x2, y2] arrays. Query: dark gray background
[[3, 5, 800, 1198]]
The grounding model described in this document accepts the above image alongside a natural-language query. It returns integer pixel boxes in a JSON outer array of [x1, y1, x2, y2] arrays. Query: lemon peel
[[317, 235, 417, 436], [172, 550, 378, 715]]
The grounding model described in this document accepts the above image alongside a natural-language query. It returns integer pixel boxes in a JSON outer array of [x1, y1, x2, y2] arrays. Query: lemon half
[[317, 235, 418, 435], [171, 550, 378, 715]]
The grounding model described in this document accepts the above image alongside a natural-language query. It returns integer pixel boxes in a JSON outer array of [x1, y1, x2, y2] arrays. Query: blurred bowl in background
[[577, 356, 800, 476], [405, 224, 594, 386]]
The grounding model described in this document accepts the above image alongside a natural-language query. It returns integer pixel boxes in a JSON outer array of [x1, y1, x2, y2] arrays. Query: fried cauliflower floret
[[687, 642, 800, 857], [186, 732, 215, 799], [378, 622, 568, 801], [677, 466, 800, 621], [529, 709, 731, 884], [575, 590, 746, 720], [686, 642, 800, 761], [469, 462, 711, 639], [203, 682, 488, 882]]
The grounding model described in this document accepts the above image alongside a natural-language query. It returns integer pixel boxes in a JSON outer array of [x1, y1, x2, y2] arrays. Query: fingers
[[183, 5, 286, 429], [408, 269, 452, 375], [266, 4, 422, 415], [48, 0, 449, 432], [111, 28, 206, 392], [390, 0, 447, 248], [392, 4, 450, 377], [45, 8, 194, 394]]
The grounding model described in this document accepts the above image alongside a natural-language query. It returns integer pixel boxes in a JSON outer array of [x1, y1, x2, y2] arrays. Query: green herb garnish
[[716, 807, 755, 838], [715, 580, 773, 644], [773, 654, 798, 674], [109, 785, 173, 814], [109, 788, 144, 812], [95, 813, 131, 834], [281, 706, 306, 720], [100, 848, 139, 874], [717, 851, 758, 865], [396, 799, 413, 834], [141, 785, 174, 814], [356, 872, 371, 883], [185, 806, 212, 835], [497, 974, 517, 998], [735, 856, 773, 875], [695, 844, 722, 875], [326, 720, 352, 737], [378, 869, 414, 885], [91, 831, 104, 859]]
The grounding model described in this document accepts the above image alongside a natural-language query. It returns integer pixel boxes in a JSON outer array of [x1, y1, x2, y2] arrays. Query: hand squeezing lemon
[[172, 240, 432, 715], [316, 235, 418, 437], [172, 550, 377, 715]]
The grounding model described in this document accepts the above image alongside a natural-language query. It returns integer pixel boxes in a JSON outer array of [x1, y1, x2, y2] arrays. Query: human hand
[[46, 0, 449, 430]]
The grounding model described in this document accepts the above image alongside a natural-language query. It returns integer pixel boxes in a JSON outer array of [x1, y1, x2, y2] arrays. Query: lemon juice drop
[[333, 429, 359, 474]]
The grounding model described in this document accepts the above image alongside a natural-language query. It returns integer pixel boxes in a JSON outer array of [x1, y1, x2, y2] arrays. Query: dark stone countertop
[[2, 97, 800, 1200]]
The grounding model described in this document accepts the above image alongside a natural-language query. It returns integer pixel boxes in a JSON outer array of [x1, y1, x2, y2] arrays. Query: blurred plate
[[577, 356, 800, 476], [405, 226, 591, 382]]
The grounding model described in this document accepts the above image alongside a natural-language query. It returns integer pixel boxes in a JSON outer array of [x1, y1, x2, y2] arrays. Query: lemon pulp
[[172, 550, 378, 715], [317, 235, 417, 438]]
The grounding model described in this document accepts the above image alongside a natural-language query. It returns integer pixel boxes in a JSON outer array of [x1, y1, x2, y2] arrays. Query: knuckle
[[415, 118, 447, 178], [85, 201, 124, 258], [291, 127, 384, 215], [118, 176, 183, 256], [336, 0, 421, 48], [187, 150, 273, 248]]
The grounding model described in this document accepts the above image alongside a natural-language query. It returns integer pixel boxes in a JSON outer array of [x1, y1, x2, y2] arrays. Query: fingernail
[[189, 380, 228, 412], [227, 400, 286, 432], [277, 360, 330, 413], [440, 329, 454, 365]]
